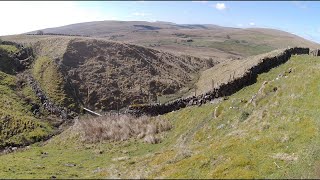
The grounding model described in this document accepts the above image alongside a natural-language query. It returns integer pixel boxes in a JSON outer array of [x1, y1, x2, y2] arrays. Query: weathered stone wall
[[25, 73, 73, 120], [128, 47, 309, 116], [310, 49, 320, 56]]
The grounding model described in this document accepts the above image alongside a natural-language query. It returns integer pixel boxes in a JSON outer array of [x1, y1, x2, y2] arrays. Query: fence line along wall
[[128, 47, 309, 116]]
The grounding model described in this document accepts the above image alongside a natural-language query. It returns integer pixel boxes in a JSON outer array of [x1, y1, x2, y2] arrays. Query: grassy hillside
[[0, 45, 18, 54], [31, 56, 76, 109], [0, 71, 53, 148], [0, 44, 70, 149], [1, 54, 320, 178], [24, 20, 320, 59], [0, 45, 54, 148], [1, 36, 212, 111], [194, 49, 286, 95]]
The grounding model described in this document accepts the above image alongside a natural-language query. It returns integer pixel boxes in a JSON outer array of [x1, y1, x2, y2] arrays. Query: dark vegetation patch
[[133, 25, 162, 30], [60, 39, 212, 111]]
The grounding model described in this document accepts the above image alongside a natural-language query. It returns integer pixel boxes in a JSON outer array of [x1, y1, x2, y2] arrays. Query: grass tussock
[[78, 114, 172, 144]]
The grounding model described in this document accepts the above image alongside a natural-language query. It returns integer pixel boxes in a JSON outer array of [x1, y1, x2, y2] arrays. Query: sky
[[0, 1, 319, 43]]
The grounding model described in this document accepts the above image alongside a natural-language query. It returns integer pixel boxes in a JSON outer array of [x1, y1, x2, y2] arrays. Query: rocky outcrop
[[25, 73, 73, 120], [128, 47, 309, 116]]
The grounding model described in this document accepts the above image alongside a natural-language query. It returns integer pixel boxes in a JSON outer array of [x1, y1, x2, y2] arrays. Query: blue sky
[[0, 1, 319, 43]]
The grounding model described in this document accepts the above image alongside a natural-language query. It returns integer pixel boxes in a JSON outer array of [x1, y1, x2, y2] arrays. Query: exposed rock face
[[0, 41, 33, 74], [25, 73, 72, 120], [128, 47, 309, 116]]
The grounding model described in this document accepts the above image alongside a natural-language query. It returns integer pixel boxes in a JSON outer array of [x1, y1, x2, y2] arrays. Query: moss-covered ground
[[31, 56, 76, 109], [0, 46, 54, 148]]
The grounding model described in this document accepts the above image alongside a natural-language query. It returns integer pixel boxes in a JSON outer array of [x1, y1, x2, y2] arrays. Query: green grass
[[139, 38, 275, 57], [0, 71, 53, 148], [0, 45, 19, 54], [190, 39, 275, 56], [31, 56, 75, 109], [21, 85, 41, 104], [0, 49, 54, 148], [158, 73, 200, 104], [1, 55, 320, 178]]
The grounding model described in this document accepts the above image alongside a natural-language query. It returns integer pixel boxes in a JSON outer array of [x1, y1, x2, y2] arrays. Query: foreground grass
[[1, 55, 320, 178]]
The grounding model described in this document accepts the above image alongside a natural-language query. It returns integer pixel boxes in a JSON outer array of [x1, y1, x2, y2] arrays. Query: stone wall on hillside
[[310, 49, 320, 56], [128, 47, 309, 116]]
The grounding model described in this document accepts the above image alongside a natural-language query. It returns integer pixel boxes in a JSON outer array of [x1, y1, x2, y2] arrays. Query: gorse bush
[[78, 114, 172, 144]]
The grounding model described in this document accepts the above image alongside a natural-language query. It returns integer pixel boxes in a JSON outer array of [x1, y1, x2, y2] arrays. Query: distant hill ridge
[[25, 20, 320, 59]]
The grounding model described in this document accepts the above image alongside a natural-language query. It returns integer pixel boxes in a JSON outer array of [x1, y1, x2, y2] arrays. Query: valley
[[1, 20, 320, 179]]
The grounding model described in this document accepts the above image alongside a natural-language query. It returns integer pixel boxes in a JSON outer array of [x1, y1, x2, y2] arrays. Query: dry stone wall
[[128, 47, 309, 116], [25, 73, 72, 120], [310, 49, 320, 56]]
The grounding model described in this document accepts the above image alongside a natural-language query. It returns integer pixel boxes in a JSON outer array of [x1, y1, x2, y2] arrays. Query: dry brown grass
[[194, 49, 286, 95], [78, 114, 172, 144]]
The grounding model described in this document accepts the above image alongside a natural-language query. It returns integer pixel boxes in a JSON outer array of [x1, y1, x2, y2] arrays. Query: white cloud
[[237, 24, 243, 27], [192, 1, 208, 3], [292, 1, 307, 9], [249, 22, 255, 26], [215, 3, 226, 10], [133, 1, 148, 4], [132, 12, 151, 17], [0, 1, 116, 36]]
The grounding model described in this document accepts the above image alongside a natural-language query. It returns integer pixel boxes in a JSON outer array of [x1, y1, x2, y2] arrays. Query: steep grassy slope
[[31, 56, 76, 110], [195, 49, 287, 95], [1, 55, 320, 178], [0, 71, 53, 148], [25, 20, 320, 59], [0, 45, 19, 74], [0, 46, 54, 148]]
